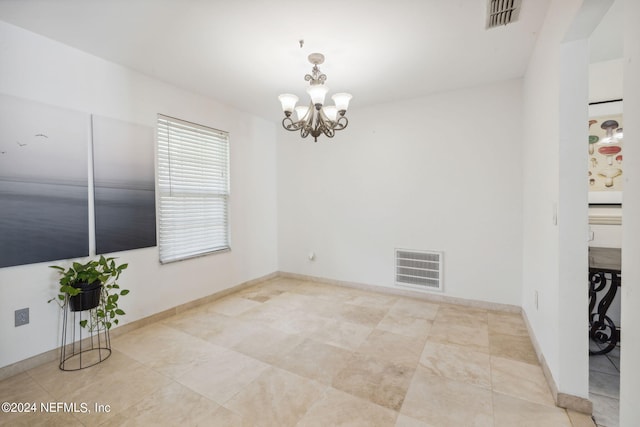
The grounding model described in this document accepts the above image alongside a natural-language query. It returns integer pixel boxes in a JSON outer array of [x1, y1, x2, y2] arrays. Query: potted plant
[[49, 255, 129, 330]]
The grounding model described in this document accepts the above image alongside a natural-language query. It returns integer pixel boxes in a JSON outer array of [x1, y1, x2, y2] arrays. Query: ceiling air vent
[[395, 249, 443, 292], [486, 0, 522, 29]]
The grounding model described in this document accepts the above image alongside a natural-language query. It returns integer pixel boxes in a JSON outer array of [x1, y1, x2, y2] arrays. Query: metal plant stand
[[59, 289, 111, 371]]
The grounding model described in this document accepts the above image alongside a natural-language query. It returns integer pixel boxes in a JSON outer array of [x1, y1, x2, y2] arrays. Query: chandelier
[[278, 53, 352, 142]]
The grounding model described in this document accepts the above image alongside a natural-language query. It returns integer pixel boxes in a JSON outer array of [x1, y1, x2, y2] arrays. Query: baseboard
[[278, 271, 522, 313], [0, 271, 278, 382], [521, 310, 593, 415]]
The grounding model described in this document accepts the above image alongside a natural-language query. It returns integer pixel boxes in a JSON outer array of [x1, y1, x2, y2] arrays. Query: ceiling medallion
[[278, 53, 352, 142]]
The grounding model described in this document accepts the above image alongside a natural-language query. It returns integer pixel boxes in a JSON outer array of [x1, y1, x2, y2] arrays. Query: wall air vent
[[486, 0, 522, 29], [395, 249, 443, 292]]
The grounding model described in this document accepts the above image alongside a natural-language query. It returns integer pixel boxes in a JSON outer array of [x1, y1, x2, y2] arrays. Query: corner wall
[[0, 21, 278, 368], [277, 80, 524, 307]]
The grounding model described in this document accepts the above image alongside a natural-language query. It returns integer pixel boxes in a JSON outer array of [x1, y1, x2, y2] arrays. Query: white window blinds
[[157, 114, 230, 263]]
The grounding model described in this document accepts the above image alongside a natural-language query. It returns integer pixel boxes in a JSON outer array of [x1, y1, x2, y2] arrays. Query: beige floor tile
[[490, 356, 555, 407], [1, 371, 51, 402], [205, 405, 256, 427], [347, 293, 398, 310], [238, 299, 298, 325], [176, 347, 269, 405], [335, 303, 390, 327], [270, 309, 332, 336], [308, 318, 373, 351], [357, 329, 425, 367], [114, 320, 204, 355], [25, 361, 76, 397], [0, 410, 84, 426], [62, 357, 172, 425], [293, 281, 360, 301], [419, 341, 491, 388], [332, 353, 414, 411], [493, 392, 572, 427], [435, 304, 489, 327], [389, 298, 440, 321], [27, 349, 161, 399], [231, 324, 305, 365], [297, 387, 398, 427], [98, 381, 222, 426], [236, 285, 286, 303], [427, 321, 490, 353], [255, 277, 304, 292], [208, 295, 263, 316], [0, 372, 80, 427], [488, 310, 529, 336], [112, 323, 232, 378], [566, 410, 597, 427], [273, 338, 353, 384], [163, 308, 262, 349], [202, 318, 276, 349], [400, 366, 493, 426], [223, 366, 326, 427], [489, 331, 539, 365], [264, 291, 338, 315], [376, 311, 432, 339], [394, 414, 430, 427]]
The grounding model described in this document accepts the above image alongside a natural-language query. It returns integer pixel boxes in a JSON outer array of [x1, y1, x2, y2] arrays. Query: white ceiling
[[589, 0, 623, 63], [0, 0, 553, 121]]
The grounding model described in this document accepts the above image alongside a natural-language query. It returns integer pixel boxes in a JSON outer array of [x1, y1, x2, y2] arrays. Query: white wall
[[0, 21, 278, 368], [589, 59, 624, 103], [522, 0, 592, 400], [277, 80, 524, 306], [620, 0, 640, 423]]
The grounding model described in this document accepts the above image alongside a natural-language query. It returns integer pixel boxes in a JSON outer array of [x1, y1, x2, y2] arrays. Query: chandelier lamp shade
[[278, 53, 352, 142]]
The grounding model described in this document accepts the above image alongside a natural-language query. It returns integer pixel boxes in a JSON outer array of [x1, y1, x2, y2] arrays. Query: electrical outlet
[[15, 308, 29, 327]]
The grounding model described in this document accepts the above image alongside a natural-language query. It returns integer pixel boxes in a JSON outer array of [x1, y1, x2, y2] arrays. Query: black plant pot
[[68, 281, 103, 312]]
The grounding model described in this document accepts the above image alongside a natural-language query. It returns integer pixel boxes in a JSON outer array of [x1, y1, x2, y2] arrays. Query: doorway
[[587, 1, 623, 425]]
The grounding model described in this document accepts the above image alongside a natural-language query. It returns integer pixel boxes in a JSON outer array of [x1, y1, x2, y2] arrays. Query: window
[[157, 114, 230, 263]]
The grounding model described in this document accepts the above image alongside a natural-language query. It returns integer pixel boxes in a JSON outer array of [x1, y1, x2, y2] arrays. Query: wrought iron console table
[[588, 247, 621, 355]]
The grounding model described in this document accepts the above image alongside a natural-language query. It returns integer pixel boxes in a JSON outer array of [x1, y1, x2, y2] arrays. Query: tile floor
[[589, 341, 620, 427], [0, 277, 596, 426]]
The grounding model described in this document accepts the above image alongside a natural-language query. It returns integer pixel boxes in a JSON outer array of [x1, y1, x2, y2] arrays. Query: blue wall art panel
[[0, 94, 89, 268], [92, 115, 156, 254]]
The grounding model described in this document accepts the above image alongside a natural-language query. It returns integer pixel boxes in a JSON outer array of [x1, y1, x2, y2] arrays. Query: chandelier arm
[[300, 126, 311, 139], [301, 102, 314, 123], [282, 116, 308, 132], [333, 115, 349, 131], [317, 107, 334, 128], [321, 126, 336, 139]]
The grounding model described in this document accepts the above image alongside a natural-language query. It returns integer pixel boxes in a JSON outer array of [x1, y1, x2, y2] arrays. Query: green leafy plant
[[49, 256, 129, 330]]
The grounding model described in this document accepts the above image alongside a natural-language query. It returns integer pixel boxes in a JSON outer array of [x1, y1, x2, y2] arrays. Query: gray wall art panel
[[0, 94, 89, 268], [92, 115, 157, 254]]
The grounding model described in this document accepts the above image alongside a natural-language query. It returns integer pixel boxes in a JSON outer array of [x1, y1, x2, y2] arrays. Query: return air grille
[[486, 0, 521, 29], [395, 249, 443, 292]]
